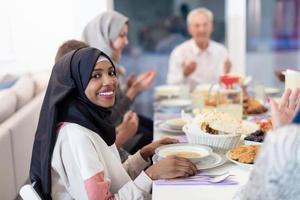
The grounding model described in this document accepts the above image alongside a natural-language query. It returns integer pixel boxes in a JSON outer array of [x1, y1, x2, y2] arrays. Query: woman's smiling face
[[85, 59, 118, 108]]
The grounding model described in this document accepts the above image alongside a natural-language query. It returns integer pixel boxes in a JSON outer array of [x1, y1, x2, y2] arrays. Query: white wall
[[0, 0, 108, 76]]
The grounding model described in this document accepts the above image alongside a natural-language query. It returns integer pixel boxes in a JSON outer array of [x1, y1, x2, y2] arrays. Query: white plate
[[160, 99, 192, 108], [264, 87, 279, 95], [156, 121, 185, 134], [226, 151, 253, 169], [165, 118, 187, 130], [238, 120, 259, 136], [152, 152, 227, 170], [243, 140, 262, 145], [154, 85, 181, 97], [155, 144, 213, 163]]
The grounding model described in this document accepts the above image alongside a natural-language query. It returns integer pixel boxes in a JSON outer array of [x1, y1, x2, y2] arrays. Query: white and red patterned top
[[51, 122, 152, 200]]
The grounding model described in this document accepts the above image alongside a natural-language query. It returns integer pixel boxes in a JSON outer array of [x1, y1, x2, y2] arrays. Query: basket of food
[[183, 111, 242, 151]]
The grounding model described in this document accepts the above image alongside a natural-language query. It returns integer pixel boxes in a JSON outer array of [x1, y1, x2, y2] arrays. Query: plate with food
[[165, 118, 187, 130], [226, 145, 260, 169], [183, 111, 242, 151], [243, 97, 268, 115], [155, 144, 212, 164], [237, 120, 259, 136], [156, 121, 185, 134], [244, 119, 272, 144], [152, 151, 227, 170]]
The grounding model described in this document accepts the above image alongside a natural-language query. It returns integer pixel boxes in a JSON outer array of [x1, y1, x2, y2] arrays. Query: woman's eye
[[92, 74, 101, 79], [109, 71, 116, 76]]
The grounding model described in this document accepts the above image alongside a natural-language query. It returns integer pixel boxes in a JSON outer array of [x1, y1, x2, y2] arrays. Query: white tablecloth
[[152, 111, 251, 200]]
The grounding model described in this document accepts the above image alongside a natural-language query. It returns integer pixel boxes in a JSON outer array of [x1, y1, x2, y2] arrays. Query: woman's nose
[[102, 74, 113, 84]]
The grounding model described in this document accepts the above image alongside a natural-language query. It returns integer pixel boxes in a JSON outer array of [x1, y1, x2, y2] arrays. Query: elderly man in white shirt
[[167, 7, 231, 90]]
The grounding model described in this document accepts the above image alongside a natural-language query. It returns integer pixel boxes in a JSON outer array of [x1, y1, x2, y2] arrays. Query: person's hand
[[145, 156, 197, 180], [182, 61, 197, 77], [125, 73, 137, 89], [140, 137, 179, 160], [126, 70, 156, 100], [115, 111, 139, 147], [270, 88, 300, 128], [224, 58, 231, 74]]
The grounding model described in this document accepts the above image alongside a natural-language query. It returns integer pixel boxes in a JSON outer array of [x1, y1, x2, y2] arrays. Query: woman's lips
[[97, 90, 114, 99]]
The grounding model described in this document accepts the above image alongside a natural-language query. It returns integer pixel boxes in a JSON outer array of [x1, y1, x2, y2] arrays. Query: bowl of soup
[[155, 144, 212, 164]]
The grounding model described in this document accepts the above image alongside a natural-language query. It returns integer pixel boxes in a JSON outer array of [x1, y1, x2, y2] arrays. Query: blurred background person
[[167, 7, 231, 90]]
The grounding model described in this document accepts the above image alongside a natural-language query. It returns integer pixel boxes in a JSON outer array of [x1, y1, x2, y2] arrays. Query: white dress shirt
[[167, 39, 229, 89]]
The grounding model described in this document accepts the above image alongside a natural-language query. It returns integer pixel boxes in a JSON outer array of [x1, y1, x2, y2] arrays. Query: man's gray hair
[[187, 7, 214, 24]]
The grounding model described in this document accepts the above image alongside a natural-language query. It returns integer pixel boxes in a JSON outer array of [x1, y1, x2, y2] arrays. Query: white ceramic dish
[[264, 87, 279, 95], [243, 140, 262, 146], [183, 124, 241, 151], [160, 99, 192, 108], [155, 144, 212, 164], [238, 120, 259, 136], [165, 118, 187, 130], [226, 151, 253, 169], [152, 152, 227, 170], [154, 85, 181, 97], [156, 121, 185, 134]]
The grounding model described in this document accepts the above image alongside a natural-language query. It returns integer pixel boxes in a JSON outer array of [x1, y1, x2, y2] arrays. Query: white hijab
[[82, 11, 128, 63], [234, 124, 300, 200]]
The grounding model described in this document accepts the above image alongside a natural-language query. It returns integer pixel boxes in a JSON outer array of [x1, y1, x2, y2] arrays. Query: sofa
[[0, 72, 49, 200]]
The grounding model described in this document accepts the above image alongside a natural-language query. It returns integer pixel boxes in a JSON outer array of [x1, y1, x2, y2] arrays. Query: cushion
[[0, 89, 17, 123], [11, 75, 35, 110], [0, 128, 16, 199], [0, 79, 17, 90], [5, 92, 44, 191], [31, 71, 50, 95]]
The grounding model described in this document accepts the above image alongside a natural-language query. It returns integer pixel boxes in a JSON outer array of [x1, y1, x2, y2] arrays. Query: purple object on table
[[154, 178, 238, 186], [154, 171, 238, 186], [176, 135, 188, 143]]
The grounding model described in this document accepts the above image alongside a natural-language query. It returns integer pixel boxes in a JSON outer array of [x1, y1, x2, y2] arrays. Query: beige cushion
[[0, 128, 17, 199], [11, 75, 35, 110], [0, 89, 17, 123], [31, 71, 50, 95], [0, 92, 45, 192]]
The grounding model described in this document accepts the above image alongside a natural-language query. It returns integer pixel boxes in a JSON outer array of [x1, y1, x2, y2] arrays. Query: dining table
[[151, 107, 253, 200]]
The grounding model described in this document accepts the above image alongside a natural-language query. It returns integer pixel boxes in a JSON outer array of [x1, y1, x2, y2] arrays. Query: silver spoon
[[209, 173, 231, 183]]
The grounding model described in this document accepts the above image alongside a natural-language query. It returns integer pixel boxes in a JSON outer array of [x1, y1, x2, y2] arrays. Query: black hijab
[[30, 47, 117, 199]]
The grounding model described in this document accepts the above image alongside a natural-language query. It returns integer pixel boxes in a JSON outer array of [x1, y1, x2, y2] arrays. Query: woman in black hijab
[[29, 47, 196, 200]]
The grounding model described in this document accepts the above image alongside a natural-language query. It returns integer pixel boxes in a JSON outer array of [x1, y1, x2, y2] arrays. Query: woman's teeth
[[99, 91, 113, 96]]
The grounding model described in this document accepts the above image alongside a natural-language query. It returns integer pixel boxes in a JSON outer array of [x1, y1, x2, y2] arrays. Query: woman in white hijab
[[83, 11, 156, 154], [234, 88, 300, 200], [83, 11, 128, 63]]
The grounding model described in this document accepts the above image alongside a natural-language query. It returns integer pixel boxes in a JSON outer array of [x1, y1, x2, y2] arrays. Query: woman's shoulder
[[58, 122, 111, 148], [58, 122, 96, 143]]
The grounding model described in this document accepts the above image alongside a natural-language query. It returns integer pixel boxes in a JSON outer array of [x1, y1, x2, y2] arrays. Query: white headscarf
[[234, 124, 300, 200], [82, 11, 128, 63]]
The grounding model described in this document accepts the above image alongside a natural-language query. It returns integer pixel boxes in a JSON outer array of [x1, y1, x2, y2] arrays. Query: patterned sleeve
[[66, 126, 152, 200], [234, 125, 300, 200]]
